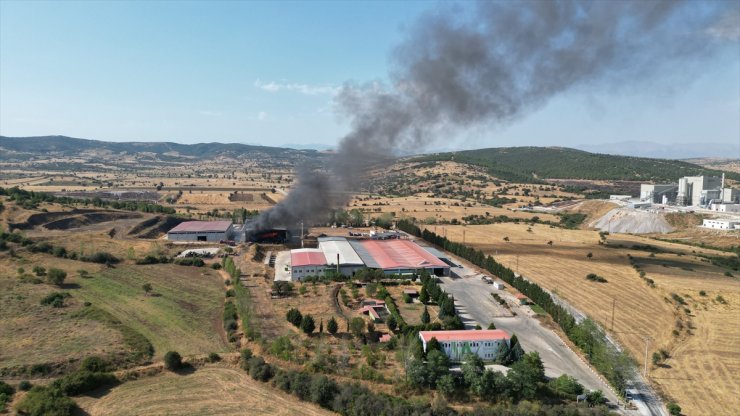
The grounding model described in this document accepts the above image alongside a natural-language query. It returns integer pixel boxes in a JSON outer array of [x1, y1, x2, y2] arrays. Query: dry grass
[[75, 366, 334, 416], [427, 223, 740, 415]]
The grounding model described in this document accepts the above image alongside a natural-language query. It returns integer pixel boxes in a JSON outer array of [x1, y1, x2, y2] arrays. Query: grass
[[529, 304, 546, 315], [74, 263, 229, 359], [74, 366, 333, 416]]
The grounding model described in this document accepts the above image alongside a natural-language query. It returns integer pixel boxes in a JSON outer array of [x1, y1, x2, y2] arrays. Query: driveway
[[440, 274, 621, 405]]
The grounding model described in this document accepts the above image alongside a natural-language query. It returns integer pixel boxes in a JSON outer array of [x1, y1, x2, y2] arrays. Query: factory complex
[[287, 236, 451, 281], [639, 174, 740, 208]]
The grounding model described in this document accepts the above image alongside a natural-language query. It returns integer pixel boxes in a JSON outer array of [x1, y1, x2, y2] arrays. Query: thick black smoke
[[253, 0, 738, 231]]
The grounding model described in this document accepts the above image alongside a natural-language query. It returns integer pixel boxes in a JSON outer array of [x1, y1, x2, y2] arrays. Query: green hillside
[[414, 147, 740, 183]]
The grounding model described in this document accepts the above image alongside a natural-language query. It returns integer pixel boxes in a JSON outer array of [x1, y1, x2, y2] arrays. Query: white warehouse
[[702, 219, 740, 230]]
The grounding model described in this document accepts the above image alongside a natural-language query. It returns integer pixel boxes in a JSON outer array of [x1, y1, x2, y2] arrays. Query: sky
[[1, 0, 739, 154]]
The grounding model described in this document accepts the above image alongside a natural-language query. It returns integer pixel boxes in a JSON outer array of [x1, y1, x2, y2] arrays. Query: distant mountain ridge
[[414, 146, 740, 182], [574, 141, 740, 159], [0, 135, 320, 161]]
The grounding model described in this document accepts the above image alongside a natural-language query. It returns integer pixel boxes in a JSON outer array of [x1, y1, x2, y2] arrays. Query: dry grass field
[[75, 366, 334, 416], [427, 223, 740, 415]]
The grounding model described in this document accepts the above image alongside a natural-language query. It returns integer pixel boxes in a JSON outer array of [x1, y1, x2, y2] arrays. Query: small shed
[[403, 288, 419, 297], [493, 281, 505, 290], [515, 293, 529, 305]]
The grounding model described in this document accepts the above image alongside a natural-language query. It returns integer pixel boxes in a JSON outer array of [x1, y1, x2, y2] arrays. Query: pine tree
[[419, 285, 429, 304], [327, 316, 338, 335], [495, 340, 511, 365], [509, 334, 525, 363], [300, 314, 315, 334], [421, 305, 431, 324]]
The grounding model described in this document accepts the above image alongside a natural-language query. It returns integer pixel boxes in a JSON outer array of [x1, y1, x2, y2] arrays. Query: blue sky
[[1, 0, 738, 152]]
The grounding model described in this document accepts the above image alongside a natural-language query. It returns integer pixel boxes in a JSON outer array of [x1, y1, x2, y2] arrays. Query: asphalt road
[[439, 274, 621, 406]]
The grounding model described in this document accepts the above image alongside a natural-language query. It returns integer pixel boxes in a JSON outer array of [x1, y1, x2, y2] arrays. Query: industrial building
[[419, 330, 511, 361], [281, 237, 451, 281], [640, 174, 739, 207], [318, 237, 366, 275], [709, 203, 740, 213], [701, 219, 740, 230], [167, 220, 234, 242]]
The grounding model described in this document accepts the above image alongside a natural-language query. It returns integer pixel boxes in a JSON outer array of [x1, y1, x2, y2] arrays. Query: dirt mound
[[591, 208, 674, 234], [129, 215, 185, 239], [44, 212, 142, 230]]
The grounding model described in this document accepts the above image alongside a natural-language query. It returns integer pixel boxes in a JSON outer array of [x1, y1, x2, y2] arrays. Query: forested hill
[[413, 147, 740, 183], [0, 135, 323, 161]]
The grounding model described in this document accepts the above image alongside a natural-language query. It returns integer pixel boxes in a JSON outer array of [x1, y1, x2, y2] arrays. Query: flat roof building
[[167, 221, 234, 242], [318, 236, 365, 275], [349, 239, 450, 276], [419, 330, 511, 361]]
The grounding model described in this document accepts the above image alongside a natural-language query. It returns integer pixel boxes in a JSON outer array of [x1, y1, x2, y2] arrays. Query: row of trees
[[397, 219, 635, 394], [0, 186, 176, 214]]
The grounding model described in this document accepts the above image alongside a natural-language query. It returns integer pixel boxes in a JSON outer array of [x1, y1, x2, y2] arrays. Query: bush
[[225, 289, 236, 297], [40, 292, 70, 308], [286, 308, 303, 327], [208, 352, 221, 363], [15, 386, 76, 416], [47, 268, 67, 286], [585, 273, 607, 283], [301, 314, 316, 334], [83, 251, 120, 264], [80, 356, 111, 372], [211, 263, 222, 270], [51, 370, 117, 396], [164, 351, 182, 371], [247, 356, 274, 381], [32, 265, 46, 276], [667, 402, 682, 416], [548, 374, 584, 396], [19, 380, 33, 391], [327, 316, 339, 335]]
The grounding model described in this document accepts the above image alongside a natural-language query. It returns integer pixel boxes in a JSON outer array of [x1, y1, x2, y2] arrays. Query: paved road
[[439, 275, 621, 406]]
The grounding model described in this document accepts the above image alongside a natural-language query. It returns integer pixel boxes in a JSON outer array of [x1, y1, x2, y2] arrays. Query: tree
[[487, 322, 496, 329], [419, 286, 430, 304], [164, 351, 182, 371], [509, 334, 525, 363], [507, 352, 544, 400], [421, 306, 431, 324], [495, 341, 512, 365], [47, 268, 67, 286], [273, 281, 294, 297], [549, 374, 584, 396], [426, 349, 451, 386], [327, 316, 338, 335], [319, 318, 324, 334], [652, 351, 662, 366], [461, 353, 484, 386], [301, 314, 316, 335], [142, 283, 153, 295], [286, 308, 303, 327], [586, 252, 593, 260], [436, 373, 456, 398], [349, 317, 366, 338], [427, 337, 442, 354], [32, 265, 46, 276], [586, 390, 606, 406], [386, 314, 397, 331], [14, 386, 76, 416]]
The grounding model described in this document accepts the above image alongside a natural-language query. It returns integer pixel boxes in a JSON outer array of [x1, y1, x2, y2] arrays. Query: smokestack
[[253, 0, 738, 232]]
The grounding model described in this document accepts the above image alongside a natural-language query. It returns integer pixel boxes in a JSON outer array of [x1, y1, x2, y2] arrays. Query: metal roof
[[291, 249, 327, 267], [422, 246, 450, 260], [168, 221, 233, 233], [349, 239, 449, 270], [318, 237, 364, 266], [419, 330, 511, 343]]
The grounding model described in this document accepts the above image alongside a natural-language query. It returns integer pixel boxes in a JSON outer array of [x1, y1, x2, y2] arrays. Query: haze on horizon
[[1, 0, 739, 156]]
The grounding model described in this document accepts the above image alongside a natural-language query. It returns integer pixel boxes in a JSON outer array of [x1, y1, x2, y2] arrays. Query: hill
[[0, 135, 323, 162], [414, 147, 740, 183]]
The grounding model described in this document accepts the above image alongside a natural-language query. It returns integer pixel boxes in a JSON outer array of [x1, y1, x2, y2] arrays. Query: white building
[[290, 249, 327, 280], [709, 203, 740, 213], [318, 236, 366, 276], [702, 219, 740, 230], [419, 330, 511, 362]]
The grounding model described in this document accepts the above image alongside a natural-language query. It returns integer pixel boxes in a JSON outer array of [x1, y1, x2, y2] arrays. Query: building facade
[[702, 219, 740, 230], [419, 330, 511, 361], [290, 249, 327, 280]]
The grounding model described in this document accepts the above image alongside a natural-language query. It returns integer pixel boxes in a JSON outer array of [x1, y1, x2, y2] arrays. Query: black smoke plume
[[253, 0, 738, 232]]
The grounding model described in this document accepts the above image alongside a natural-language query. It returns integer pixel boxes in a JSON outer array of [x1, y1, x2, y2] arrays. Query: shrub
[[211, 263, 222, 270], [286, 308, 303, 327], [247, 357, 274, 381], [51, 370, 117, 396], [327, 316, 339, 335], [47, 268, 67, 286], [585, 273, 607, 283], [19, 380, 32, 391], [40, 292, 70, 308], [32, 265, 46, 276], [208, 352, 221, 363], [240, 348, 253, 368], [699, 290, 707, 296], [225, 289, 235, 297], [716, 294, 727, 304], [15, 386, 76, 416], [83, 251, 120, 264], [667, 402, 682, 416], [80, 356, 111, 372], [301, 314, 316, 334], [164, 351, 182, 371]]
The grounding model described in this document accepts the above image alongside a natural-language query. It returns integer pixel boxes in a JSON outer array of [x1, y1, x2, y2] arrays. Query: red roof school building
[[419, 330, 511, 362]]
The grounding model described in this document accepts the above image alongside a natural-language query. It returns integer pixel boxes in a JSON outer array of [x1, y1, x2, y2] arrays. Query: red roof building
[[419, 330, 511, 361], [291, 249, 327, 267], [351, 239, 448, 271], [419, 330, 511, 343]]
